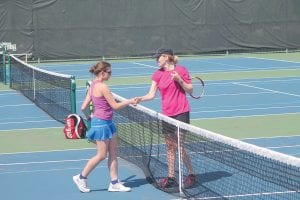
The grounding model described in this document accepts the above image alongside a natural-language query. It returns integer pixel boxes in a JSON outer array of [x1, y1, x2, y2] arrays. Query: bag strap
[[67, 114, 82, 139]]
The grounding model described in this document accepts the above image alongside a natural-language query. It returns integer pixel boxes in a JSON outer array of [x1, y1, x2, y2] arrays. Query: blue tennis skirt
[[87, 118, 117, 142]]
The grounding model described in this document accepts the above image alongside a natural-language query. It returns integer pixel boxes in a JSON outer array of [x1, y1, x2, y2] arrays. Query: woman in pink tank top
[[72, 61, 137, 193]]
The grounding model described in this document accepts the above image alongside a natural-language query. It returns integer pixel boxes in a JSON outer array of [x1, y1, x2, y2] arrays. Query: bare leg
[[106, 134, 131, 192], [179, 134, 194, 175], [167, 133, 194, 176], [165, 134, 177, 178], [81, 140, 109, 177], [108, 134, 118, 181], [181, 145, 194, 175]]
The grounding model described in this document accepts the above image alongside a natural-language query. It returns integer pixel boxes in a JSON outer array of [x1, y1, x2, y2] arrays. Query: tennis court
[[40, 53, 300, 145], [1, 52, 300, 199]]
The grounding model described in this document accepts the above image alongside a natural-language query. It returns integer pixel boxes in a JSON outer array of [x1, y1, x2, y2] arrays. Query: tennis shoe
[[160, 177, 178, 188], [73, 174, 91, 193], [108, 182, 131, 192], [184, 174, 197, 188]]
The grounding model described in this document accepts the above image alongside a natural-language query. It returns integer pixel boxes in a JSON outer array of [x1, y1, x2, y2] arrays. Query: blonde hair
[[89, 61, 111, 75], [167, 54, 179, 65]]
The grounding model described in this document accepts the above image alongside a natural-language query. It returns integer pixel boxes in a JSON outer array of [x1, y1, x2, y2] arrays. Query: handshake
[[128, 97, 143, 106]]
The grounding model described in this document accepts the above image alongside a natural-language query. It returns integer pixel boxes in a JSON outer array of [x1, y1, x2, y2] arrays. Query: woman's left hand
[[171, 71, 180, 81]]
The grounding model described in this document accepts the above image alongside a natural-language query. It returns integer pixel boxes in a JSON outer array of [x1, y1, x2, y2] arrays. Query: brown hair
[[89, 61, 111, 75]]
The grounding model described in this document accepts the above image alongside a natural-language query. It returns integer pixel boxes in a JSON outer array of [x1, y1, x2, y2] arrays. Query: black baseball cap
[[154, 48, 174, 58]]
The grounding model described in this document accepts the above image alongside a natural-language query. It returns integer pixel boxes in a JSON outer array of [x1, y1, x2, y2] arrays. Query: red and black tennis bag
[[63, 114, 87, 139]]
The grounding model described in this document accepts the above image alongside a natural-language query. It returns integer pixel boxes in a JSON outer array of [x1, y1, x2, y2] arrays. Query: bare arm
[[102, 84, 136, 110], [136, 80, 158, 102], [81, 88, 92, 120], [171, 71, 193, 94]]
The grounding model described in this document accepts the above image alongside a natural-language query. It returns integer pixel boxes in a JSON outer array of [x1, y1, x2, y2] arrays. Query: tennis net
[[113, 93, 300, 199], [9, 54, 76, 123]]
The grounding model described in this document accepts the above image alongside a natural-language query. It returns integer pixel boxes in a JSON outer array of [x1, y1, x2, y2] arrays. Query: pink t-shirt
[[89, 80, 113, 120], [151, 65, 191, 116]]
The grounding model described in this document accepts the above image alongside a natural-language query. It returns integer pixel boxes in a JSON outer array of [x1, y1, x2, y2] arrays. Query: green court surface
[[192, 113, 300, 139], [0, 128, 93, 153]]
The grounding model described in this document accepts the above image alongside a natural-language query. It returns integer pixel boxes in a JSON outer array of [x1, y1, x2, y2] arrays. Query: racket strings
[[190, 77, 205, 99]]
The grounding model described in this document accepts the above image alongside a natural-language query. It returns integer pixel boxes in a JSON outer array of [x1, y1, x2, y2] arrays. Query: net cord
[[11, 53, 31, 63], [112, 92, 300, 167], [10, 54, 74, 79]]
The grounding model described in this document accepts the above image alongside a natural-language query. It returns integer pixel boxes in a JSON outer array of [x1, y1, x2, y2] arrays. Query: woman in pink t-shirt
[[137, 48, 196, 189], [73, 61, 136, 193]]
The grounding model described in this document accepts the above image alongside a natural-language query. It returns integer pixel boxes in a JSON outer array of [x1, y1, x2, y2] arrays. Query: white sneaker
[[73, 174, 91, 193], [108, 182, 131, 192]]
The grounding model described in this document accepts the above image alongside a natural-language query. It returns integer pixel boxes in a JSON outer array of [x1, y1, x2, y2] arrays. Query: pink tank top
[[90, 80, 113, 120]]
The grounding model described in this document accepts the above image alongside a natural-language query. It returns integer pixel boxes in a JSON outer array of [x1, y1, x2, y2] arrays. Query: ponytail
[[89, 61, 111, 75], [168, 55, 179, 65], [173, 55, 179, 65]]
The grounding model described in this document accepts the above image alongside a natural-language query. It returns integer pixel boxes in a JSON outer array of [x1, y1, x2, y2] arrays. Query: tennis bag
[[63, 114, 87, 139]]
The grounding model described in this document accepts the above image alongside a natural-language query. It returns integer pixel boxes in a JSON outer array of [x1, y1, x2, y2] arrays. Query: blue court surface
[[1, 56, 300, 199], [0, 150, 175, 200]]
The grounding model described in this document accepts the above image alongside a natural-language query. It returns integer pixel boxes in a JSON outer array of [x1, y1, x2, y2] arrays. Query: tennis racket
[[86, 81, 93, 129], [189, 77, 205, 99]]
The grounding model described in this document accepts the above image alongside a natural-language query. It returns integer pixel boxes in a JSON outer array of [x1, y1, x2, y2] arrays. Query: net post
[[2, 50, 6, 83], [176, 122, 184, 196], [71, 77, 77, 113], [4, 51, 11, 85]]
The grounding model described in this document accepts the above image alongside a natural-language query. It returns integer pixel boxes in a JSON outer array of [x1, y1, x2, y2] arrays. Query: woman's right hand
[[129, 97, 139, 106]]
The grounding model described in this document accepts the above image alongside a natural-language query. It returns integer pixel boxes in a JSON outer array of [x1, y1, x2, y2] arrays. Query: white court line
[[193, 105, 300, 114], [195, 66, 300, 74], [246, 56, 300, 64], [0, 126, 62, 132], [230, 77, 300, 84], [0, 163, 136, 175], [172, 190, 300, 200], [0, 116, 50, 121], [242, 134, 300, 140], [0, 91, 20, 95], [0, 152, 139, 176], [233, 82, 300, 97], [0, 158, 89, 166], [0, 103, 33, 108], [76, 77, 300, 89], [130, 61, 157, 69], [0, 119, 57, 125], [0, 147, 94, 155], [198, 91, 273, 97], [264, 144, 300, 149], [77, 75, 149, 82], [191, 112, 300, 120], [0, 167, 84, 175]]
